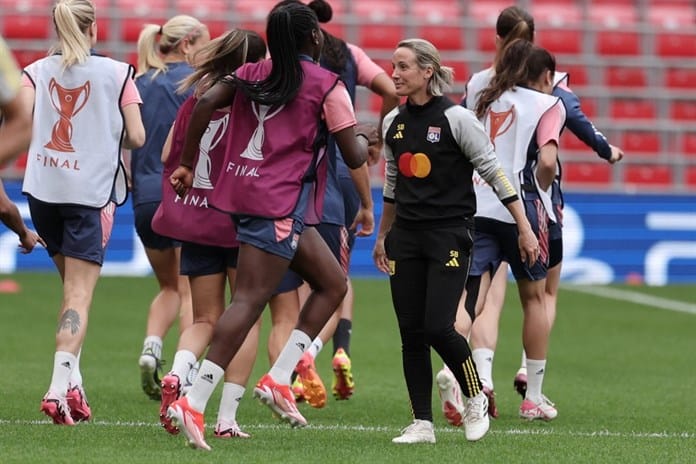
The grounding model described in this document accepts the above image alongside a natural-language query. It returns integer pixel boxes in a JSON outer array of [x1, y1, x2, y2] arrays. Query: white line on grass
[[563, 285, 696, 315], [0, 419, 693, 439]]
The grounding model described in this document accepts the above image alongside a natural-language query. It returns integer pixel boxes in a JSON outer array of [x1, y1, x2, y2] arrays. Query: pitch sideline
[[562, 285, 696, 315], [0, 418, 693, 439]]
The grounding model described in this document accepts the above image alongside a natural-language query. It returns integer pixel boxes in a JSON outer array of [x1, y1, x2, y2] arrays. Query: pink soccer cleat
[[40, 390, 75, 426], [160, 373, 182, 435], [65, 385, 91, 422], [167, 397, 210, 451], [253, 374, 307, 427]]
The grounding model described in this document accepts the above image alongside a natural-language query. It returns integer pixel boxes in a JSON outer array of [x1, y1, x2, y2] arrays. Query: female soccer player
[[152, 29, 267, 438], [20, 0, 144, 425], [131, 14, 210, 400], [437, 5, 624, 421], [166, 2, 374, 450]]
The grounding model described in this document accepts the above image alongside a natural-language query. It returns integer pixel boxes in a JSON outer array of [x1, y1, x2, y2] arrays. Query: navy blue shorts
[[548, 222, 562, 268], [27, 196, 114, 265], [274, 269, 303, 295], [471, 200, 550, 282], [339, 175, 359, 251], [180, 241, 239, 276], [134, 201, 181, 250], [315, 222, 350, 274]]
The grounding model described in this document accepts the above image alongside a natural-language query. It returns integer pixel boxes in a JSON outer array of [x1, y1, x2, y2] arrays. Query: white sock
[[525, 359, 547, 403], [49, 351, 77, 395], [68, 349, 83, 388], [171, 350, 198, 381], [216, 383, 246, 424], [268, 329, 311, 384], [307, 337, 323, 359], [472, 348, 495, 390], [520, 350, 527, 371], [142, 336, 162, 360], [185, 360, 224, 412]]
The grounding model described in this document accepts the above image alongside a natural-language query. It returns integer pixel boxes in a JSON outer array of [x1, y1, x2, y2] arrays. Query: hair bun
[[308, 0, 332, 23]]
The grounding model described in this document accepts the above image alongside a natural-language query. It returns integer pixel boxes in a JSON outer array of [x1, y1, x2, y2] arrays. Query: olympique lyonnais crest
[[426, 126, 441, 143]]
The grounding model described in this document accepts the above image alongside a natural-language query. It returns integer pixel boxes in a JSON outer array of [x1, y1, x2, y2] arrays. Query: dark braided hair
[[233, 2, 319, 106]]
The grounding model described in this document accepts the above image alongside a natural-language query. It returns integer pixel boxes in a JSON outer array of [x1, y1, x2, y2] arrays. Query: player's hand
[[170, 165, 193, 197], [18, 229, 46, 254], [372, 236, 390, 274], [355, 123, 380, 146], [367, 141, 383, 166], [608, 145, 624, 164], [350, 205, 374, 237], [517, 227, 539, 266]]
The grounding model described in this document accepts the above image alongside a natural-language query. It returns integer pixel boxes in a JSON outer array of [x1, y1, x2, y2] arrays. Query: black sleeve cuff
[[501, 194, 519, 206]]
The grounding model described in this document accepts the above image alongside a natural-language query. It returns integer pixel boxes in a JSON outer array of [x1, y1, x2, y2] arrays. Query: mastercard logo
[[398, 152, 431, 178]]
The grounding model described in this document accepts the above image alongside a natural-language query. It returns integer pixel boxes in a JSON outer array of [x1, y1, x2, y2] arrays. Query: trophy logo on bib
[[487, 105, 515, 149], [45, 78, 91, 153]]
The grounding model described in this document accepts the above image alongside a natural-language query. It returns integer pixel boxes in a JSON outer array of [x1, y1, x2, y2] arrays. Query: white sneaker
[[464, 391, 490, 441], [436, 366, 465, 427], [519, 395, 557, 421], [392, 419, 436, 444]]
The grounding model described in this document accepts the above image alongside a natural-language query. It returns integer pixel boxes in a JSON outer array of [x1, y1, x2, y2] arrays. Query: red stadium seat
[[680, 133, 696, 156], [116, 0, 167, 16], [410, 1, 461, 24], [588, 3, 638, 24], [121, 17, 168, 43], [610, 99, 657, 120], [537, 29, 583, 55], [357, 24, 405, 50], [576, 97, 597, 119], [655, 32, 696, 58], [234, 0, 280, 20], [596, 31, 641, 56], [416, 25, 463, 51], [646, 4, 695, 30], [449, 60, 469, 86], [670, 101, 696, 121], [623, 165, 673, 188], [562, 162, 612, 186], [531, 2, 582, 27], [470, 1, 510, 24], [605, 67, 647, 88], [176, 0, 227, 16], [561, 65, 589, 88], [12, 49, 47, 69], [620, 131, 660, 155], [560, 132, 589, 151], [353, 0, 405, 22], [1, 15, 51, 39], [685, 166, 696, 188], [665, 68, 696, 89]]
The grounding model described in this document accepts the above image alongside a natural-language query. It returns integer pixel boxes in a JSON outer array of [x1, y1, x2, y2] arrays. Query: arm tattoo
[[57, 309, 81, 335]]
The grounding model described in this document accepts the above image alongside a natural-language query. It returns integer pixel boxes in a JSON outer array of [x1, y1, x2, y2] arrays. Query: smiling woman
[[372, 38, 540, 444]]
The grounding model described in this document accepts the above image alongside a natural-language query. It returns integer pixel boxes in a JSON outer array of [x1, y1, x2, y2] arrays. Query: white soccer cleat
[[436, 366, 465, 427], [392, 419, 436, 444], [464, 391, 490, 442]]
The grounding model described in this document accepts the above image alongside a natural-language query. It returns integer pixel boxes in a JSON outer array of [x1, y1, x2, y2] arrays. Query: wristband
[[180, 162, 193, 170], [356, 133, 369, 143]]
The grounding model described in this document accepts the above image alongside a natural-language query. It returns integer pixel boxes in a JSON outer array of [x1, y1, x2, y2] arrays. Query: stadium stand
[[0, 0, 694, 191]]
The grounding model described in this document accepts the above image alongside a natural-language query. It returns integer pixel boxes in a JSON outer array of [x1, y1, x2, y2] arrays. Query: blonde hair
[[50, 0, 95, 69], [178, 29, 250, 95], [397, 38, 453, 97], [136, 15, 206, 78]]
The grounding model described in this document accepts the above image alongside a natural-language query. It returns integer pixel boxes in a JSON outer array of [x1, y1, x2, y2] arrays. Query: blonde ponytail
[[50, 0, 94, 69], [136, 15, 206, 79]]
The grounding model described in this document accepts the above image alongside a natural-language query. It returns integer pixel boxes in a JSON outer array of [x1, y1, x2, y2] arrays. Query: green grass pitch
[[1, 273, 694, 463]]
